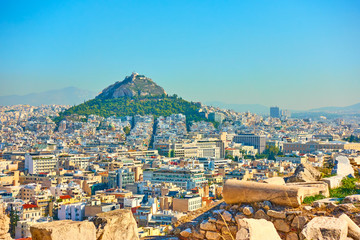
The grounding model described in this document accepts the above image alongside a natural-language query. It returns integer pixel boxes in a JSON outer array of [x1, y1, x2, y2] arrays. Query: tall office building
[[270, 107, 280, 118], [233, 134, 266, 153]]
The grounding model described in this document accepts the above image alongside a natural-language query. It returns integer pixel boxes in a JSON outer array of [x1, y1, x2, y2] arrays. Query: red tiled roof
[[22, 204, 38, 209], [59, 195, 71, 199]]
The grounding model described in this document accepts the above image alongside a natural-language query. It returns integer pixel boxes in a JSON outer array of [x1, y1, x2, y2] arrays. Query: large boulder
[[91, 209, 139, 240], [224, 179, 308, 207], [236, 218, 281, 240], [300, 217, 348, 240], [339, 214, 360, 240], [0, 211, 12, 240], [30, 220, 96, 240], [286, 163, 322, 183], [332, 156, 354, 177], [322, 175, 343, 189], [343, 194, 360, 203]]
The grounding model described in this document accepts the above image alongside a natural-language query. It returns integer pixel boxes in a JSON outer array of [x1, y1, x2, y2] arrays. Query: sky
[[0, 0, 360, 110]]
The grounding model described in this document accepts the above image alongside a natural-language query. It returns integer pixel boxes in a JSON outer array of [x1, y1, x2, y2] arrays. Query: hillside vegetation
[[54, 95, 206, 124]]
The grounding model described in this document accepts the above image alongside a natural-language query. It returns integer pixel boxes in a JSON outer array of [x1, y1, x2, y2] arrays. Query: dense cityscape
[[1, 1, 360, 239], [0, 97, 360, 239]]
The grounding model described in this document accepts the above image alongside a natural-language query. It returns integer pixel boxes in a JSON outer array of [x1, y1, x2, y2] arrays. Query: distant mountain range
[[0, 87, 97, 106], [309, 102, 360, 113], [205, 101, 360, 116]]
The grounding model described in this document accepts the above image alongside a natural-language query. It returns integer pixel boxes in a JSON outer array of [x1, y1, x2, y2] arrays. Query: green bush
[[303, 194, 326, 204], [329, 177, 360, 198]]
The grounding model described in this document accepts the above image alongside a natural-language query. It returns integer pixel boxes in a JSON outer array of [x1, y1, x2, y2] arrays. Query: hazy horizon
[[1, 1, 360, 110]]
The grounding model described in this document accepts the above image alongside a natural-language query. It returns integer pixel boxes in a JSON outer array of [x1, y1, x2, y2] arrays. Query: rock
[[236, 218, 281, 240], [312, 201, 325, 208], [343, 194, 360, 203], [326, 202, 337, 211], [216, 219, 226, 225], [303, 206, 313, 211], [236, 228, 250, 240], [180, 228, 191, 238], [254, 209, 270, 221], [287, 214, 295, 222], [0, 210, 12, 240], [209, 217, 217, 223], [291, 216, 308, 230], [230, 205, 240, 212], [192, 230, 205, 239], [337, 203, 357, 212], [285, 163, 321, 183], [200, 220, 217, 231], [243, 206, 254, 216], [301, 217, 348, 240], [223, 179, 306, 207], [221, 211, 233, 222], [274, 219, 290, 233], [92, 209, 139, 240], [332, 156, 354, 177], [313, 197, 341, 206], [262, 177, 286, 185], [206, 231, 221, 240], [30, 220, 96, 240], [286, 232, 298, 240], [259, 201, 272, 211], [339, 214, 360, 240], [286, 211, 302, 216], [235, 213, 246, 224], [315, 211, 327, 216], [267, 210, 286, 219], [221, 225, 237, 238], [323, 176, 343, 189]]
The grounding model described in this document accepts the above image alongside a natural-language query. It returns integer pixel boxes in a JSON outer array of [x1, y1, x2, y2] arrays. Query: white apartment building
[[58, 202, 85, 221], [25, 154, 58, 174]]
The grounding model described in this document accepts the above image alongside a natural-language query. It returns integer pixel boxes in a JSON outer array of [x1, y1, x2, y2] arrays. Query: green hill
[[54, 73, 210, 125], [54, 95, 205, 123]]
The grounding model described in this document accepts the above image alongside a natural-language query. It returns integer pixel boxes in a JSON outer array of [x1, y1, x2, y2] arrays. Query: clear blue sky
[[1, 0, 359, 110]]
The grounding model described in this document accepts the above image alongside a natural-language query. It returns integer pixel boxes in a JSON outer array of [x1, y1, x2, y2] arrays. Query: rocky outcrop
[[92, 209, 139, 240], [285, 163, 322, 183], [97, 73, 166, 99], [300, 217, 348, 240], [236, 218, 281, 240], [30, 220, 96, 240], [30, 209, 139, 240], [0, 210, 12, 240]]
